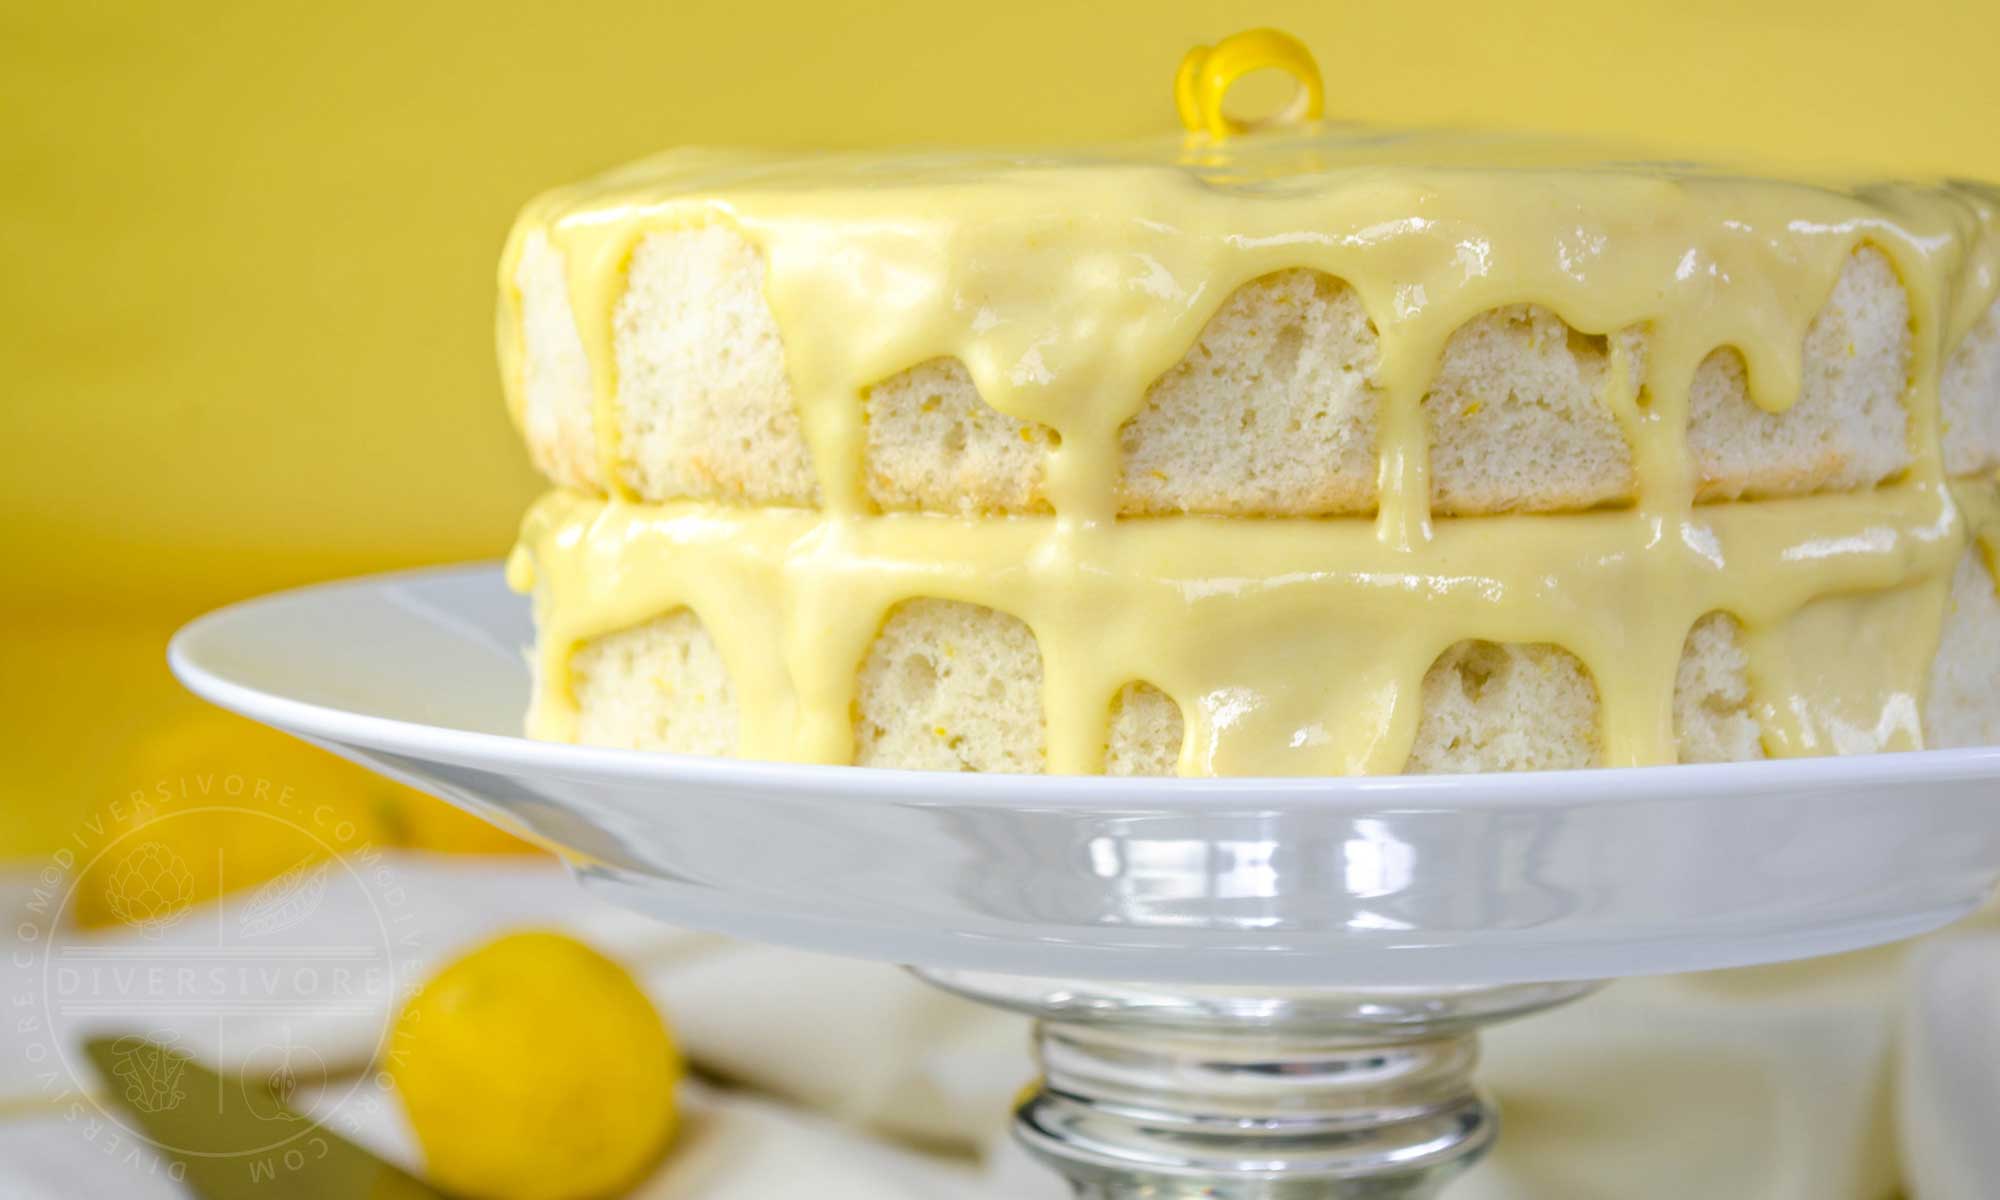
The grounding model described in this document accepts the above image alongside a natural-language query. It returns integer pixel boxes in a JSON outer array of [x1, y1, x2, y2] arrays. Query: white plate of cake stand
[[169, 563, 2000, 1199]]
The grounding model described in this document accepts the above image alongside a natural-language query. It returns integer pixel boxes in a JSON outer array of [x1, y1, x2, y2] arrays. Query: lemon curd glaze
[[499, 123, 2000, 775]]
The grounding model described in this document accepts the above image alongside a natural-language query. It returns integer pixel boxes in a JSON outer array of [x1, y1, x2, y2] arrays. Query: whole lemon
[[389, 931, 680, 1200]]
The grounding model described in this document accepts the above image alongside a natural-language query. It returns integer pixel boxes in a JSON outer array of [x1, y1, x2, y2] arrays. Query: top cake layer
[[500, 130, 2000, 531]]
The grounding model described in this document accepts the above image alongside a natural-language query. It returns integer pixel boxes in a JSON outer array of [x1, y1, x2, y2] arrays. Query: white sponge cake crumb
[[614, 229, 819, 504], [1118, 269, 1380, 516], [571, 610, 739, 756], [1926, 548, 2000, 749], [853, 599, 1046, 773], [1105, 682, 1183, 776], [1674, 612, 1765, 763], [1689, 247, 1912, 500], [1943, 301, 2000, 476], [1407, 640, 1602, 772], [864, 357, 1052, 513], [1424, 308, 1640, 514], [515, 231, 599, 492]]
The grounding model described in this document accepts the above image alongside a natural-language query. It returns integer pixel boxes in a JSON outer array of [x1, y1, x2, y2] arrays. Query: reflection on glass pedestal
[[920, 970, 1598, 1198]]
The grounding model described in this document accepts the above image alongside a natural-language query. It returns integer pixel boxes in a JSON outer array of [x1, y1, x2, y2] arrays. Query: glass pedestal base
[[919, 971, 1599, 1198]]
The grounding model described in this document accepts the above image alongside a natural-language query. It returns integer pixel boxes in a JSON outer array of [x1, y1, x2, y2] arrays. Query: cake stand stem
[[916, 971, 1599, 1198]]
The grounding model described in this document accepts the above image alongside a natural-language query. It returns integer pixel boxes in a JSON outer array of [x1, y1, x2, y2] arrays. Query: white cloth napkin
[[1900, 922, 2000, 1200], [2, 855, 1994, 1199]]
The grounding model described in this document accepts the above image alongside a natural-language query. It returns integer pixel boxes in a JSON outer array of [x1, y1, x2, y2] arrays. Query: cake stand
[[169, 564, 2000, 1198]]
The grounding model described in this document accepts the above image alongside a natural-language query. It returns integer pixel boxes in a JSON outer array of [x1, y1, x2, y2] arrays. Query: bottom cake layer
[[557, 548, 1998, 774], [512, 479, 2000, 775]]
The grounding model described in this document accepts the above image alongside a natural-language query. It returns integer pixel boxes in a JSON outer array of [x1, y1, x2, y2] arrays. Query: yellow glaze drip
[[1955, 472, 2000, 585], [496, 120, 2000, 775]]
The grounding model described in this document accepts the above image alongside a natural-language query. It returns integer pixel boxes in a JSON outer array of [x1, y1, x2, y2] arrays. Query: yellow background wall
[[4, 0, 1998, 854]]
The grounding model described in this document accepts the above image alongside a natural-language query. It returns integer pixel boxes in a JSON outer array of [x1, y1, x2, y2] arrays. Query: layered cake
[[502, 34, 2000, 776]]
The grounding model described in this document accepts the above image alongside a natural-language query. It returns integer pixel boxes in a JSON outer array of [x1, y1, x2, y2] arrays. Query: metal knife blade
[[84, 1035, 444, 1200]]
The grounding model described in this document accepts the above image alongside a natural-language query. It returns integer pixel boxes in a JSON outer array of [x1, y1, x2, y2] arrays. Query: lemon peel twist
[[1175, 28, 1325, 140]]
